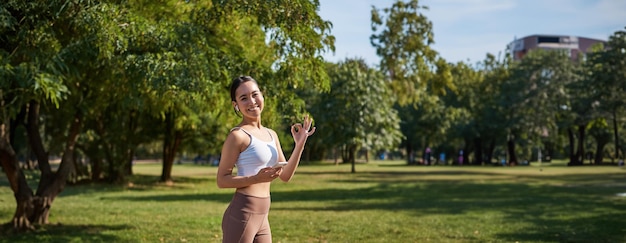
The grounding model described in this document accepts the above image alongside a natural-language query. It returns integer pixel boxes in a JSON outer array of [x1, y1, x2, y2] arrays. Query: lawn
[[1, 160, 625, 242]]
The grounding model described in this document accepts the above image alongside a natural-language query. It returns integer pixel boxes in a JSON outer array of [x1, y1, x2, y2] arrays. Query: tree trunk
[[27, 102, 49, 174], [486, 139, 496, 164], [8, 105, 27, 146], [77, 143, 103, 181], [594, 141, 607, 165], [1, 102, 82, 230], [91, 157, 103, 181], [1, 123, 36, 231], [506, 138, 517, 165], [27, 101, 52, 225], [544, 141, 554, 162], [612, 108, 621, 160], [575, 124, 585, 165], [349, 145, 356, 173], [96, 118, 122, 183], [124, 111, 138, 176], [125, 148, 134, 176], [567, 128, 577, 165], [405, 140, 413, 165], [161, 112, 182, 183], [463, 138, 471, 165], [473, 137, 483, 165], [31, 108, 82, 225], [340, 145, 348, 163]]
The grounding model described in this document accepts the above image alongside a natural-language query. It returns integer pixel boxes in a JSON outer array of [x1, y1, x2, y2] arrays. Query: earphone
[[235, 105, 239, 112]]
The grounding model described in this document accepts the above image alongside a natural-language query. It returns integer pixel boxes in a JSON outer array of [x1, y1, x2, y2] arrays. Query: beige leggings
[[222, 192, 272, 243]]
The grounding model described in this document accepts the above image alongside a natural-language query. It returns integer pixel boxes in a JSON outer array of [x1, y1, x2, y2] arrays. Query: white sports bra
[[233, 127, 279, 176]]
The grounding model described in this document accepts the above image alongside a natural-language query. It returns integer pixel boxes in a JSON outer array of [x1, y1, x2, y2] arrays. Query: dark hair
[[230, 76, 257, 101]]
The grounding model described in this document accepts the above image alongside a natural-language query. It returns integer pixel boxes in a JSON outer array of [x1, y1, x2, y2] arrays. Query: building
[[508, 34, 606, 61]]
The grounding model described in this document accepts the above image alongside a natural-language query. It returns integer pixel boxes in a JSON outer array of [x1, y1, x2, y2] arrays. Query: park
[[1, 1, 625, 242], [2, 160, 625, 242]]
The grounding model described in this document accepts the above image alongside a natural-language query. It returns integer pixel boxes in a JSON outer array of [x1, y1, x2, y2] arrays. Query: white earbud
[[235, 105, 239, 111]]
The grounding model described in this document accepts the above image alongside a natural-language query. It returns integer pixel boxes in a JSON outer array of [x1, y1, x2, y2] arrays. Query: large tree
[[585, 27, 626, 161], [443, 57, 497, 165], [500, 48, 578, 165], [370, 0, 454, 162], [0, 0, 89, 230], [0, 0, 335, 230], [311, 59, 402, 172]]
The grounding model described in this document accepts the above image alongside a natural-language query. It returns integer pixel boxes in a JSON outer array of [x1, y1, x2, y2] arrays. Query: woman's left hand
[[291, 115, 316, 145]]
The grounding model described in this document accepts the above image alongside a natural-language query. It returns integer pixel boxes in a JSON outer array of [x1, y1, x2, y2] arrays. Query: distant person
[[425, 147, 432, 165], [458, 149, 464, 165], [216, 76, 316, 243]]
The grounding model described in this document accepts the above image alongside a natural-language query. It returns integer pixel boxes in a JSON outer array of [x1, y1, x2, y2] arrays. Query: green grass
[[1, 161, 626, 242]]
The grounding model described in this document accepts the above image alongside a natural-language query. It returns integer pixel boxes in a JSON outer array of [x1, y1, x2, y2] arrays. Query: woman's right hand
[[254, 167, 282, 183]]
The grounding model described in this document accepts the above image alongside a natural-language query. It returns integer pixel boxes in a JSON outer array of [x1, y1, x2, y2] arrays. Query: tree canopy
[[0, 0, 335, 230]]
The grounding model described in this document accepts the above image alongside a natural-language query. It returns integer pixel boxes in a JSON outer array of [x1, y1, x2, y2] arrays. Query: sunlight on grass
[[1, 160, 625, 242]]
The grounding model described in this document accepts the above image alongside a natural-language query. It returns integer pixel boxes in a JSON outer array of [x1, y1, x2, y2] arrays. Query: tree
[[564, 44, 605, 165], [587, 119, 613, 164], [470, 54, 511, 165], [312, 59, 402, 173], [586, 27, 626, 161], [0, 0, 335, 230], [0, 0, 89, 230], [501, 49, 578, 165], [370, 0, 451, 104], [370, 0, 454, 163], [444, 58, 495, 165], [395, 81, 452, 165]]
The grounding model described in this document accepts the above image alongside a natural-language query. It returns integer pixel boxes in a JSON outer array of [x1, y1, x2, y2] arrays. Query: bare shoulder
[[225, 128, 250, 148], [229, 127, 246, 137]]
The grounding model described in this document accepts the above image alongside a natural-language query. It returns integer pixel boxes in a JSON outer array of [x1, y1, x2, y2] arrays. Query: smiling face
[[233, 81, 264, 118]]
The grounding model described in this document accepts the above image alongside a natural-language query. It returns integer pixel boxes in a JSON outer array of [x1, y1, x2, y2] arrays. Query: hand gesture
[[291, 115, 316, 145], [255, 167, 282, 183]]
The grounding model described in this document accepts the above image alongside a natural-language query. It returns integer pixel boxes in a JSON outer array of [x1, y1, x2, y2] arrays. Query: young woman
[[217, 76, 315, 243]]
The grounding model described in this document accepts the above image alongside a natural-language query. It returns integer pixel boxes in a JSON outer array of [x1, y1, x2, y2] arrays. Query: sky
[[318, 0, 626, 66]]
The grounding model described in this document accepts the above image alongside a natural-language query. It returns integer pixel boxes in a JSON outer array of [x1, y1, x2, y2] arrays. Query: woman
[[217, 76, 315, 243]]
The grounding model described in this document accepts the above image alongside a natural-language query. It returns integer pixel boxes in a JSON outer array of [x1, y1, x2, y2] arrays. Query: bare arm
[[277, 116, 316, 182]]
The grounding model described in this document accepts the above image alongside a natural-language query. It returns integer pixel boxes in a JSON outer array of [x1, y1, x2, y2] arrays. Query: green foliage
[[583, 27, 626, 159], [370, 0, 452, 105], [501, 49, 578, 144], [436, 61, 487, 154], [214, 0, 334, 91], [0, 0, 335, 182], [310, 59, 402, 162], [369, 0, 458, 164], [586, 28, 626, 114], [0, 0, 74, 111]]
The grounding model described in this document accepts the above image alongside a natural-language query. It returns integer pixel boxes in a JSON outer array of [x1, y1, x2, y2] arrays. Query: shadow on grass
[[494, 212, 626, 242], [98, 170, 626, 241], [0, 223, 131, 243], [267, 171, 626, 242], [57, 174, 213, 198], [2, 168, 625, 242], [99, 191, 234, 203]]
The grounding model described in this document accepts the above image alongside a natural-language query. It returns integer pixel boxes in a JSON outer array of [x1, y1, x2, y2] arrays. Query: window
[[537, 36, 560, 43]]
